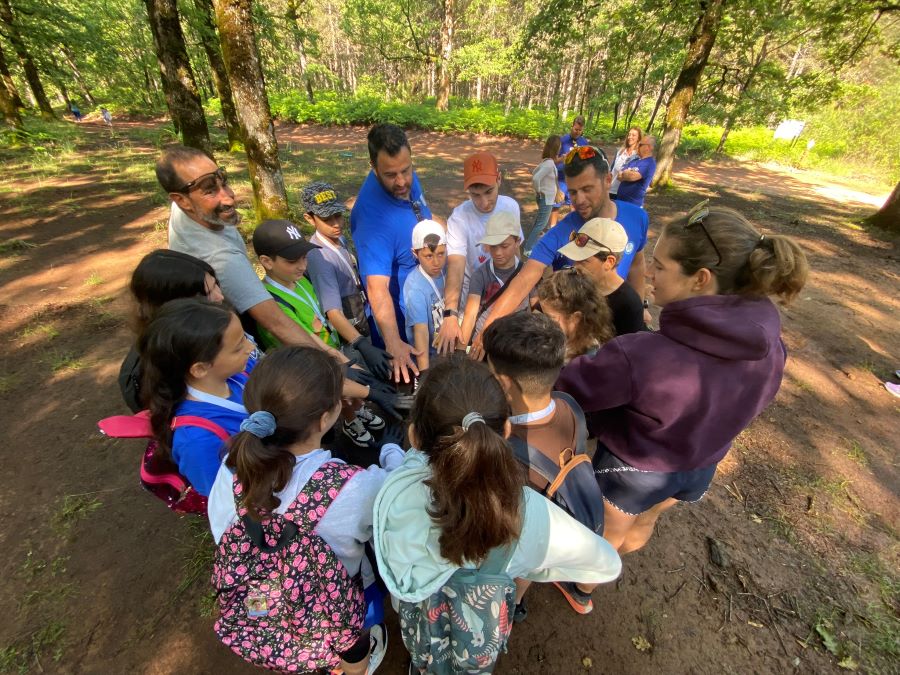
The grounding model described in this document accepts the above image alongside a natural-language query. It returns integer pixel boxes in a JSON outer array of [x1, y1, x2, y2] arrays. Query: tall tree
[[191, 0, 242, 149], [285, 0, 316, 103], [61, 47, 96, 106], [0, 51, 21, 129], [653, 0, 726, 187], [0, 0, 54, 118], [436, 0, 454, 110], [864, 182, 899, 233], [213, 0, 289, 220], [144, 0, 212, 154], [0, 39, 23, 110]]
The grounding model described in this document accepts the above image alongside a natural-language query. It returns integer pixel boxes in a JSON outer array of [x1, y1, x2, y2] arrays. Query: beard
[[203, 205, 240, 230]]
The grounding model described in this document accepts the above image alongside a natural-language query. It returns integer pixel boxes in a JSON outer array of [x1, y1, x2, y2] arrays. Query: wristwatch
[[442, 308, 459, 318]]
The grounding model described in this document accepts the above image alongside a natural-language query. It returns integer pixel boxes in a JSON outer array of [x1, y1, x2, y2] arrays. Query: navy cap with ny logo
[[252, 219, 321, 261]]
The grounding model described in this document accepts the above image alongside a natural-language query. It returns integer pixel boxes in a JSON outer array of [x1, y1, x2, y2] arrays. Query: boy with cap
[[557, 217, 645, 335], [460, 211, 533, 349], [401, 220, 447, 373], [435, 151, 523, 354], [253, 218, 387, 446], [303, 181, 393, 381]]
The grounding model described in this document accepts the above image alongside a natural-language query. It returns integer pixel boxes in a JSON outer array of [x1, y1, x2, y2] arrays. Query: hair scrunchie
[[461, 412, 485, 431], [240, 410, 277, 438]]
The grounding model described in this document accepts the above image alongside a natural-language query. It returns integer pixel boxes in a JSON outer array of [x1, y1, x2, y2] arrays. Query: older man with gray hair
[[616, 135, 656, 207]]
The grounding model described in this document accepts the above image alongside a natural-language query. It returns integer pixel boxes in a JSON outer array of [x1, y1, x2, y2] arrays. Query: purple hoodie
[[556, 295, 786, 472]]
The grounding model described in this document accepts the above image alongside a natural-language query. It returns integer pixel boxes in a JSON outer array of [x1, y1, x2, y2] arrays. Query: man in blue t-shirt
[[554, 115, 588, 204], [350, 123, 433, 383], [471, 145, 649, 359], [616, 136, 657, 207]]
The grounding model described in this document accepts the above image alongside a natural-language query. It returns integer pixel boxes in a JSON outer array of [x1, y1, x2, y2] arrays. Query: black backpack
[[508, 392, 605, 534]]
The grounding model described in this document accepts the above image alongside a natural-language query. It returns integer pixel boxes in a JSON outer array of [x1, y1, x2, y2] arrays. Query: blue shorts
[[593, 445, 717, 516]]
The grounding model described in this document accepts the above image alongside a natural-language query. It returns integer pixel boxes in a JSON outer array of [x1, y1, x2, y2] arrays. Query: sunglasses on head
[[564, 145, 609, 169], [176, 167, 228, 194], [568, 230, 612, 257], [685, 199, 722, 267]]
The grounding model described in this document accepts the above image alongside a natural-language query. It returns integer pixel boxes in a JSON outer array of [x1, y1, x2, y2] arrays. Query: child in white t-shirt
[[401, 220, 447, 374]]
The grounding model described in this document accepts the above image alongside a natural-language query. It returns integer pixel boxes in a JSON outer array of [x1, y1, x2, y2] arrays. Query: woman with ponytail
[[557, 202, 810, 560], [208, 346, 403, 674], [373, 356, 620, 672]]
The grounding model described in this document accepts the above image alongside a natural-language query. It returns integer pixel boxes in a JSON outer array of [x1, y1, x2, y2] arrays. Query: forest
[[0, 0, 897, 226]]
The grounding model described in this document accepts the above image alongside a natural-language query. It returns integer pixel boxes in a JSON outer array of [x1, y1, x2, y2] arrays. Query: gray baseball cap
[[301, 182, 349, 218]]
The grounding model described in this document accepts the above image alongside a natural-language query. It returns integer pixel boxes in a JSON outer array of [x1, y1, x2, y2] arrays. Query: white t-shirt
[[445, 195, 522, 303], [609, 147, 637, 195], [532, 158, 558, 204], [167, 203, 270, 314]]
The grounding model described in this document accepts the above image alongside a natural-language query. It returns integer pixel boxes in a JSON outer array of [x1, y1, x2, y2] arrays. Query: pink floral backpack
[[212, 461, 366, 672], [97, 410, 229, 515]]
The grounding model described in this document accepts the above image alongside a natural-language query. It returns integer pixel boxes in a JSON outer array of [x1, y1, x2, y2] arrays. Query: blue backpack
[[508, 391, 605, 534]]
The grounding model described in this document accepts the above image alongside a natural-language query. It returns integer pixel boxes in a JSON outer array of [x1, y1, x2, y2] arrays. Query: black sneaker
[[513, 599, 528, 623], [356, 405, 385, 431]]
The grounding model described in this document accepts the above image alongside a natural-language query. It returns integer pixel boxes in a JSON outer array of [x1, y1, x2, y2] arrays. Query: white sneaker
[[367, 622, 387, 674], [342, 417, 373, 447], [886, 382, 900, 398], [356, 405, 385, 431]]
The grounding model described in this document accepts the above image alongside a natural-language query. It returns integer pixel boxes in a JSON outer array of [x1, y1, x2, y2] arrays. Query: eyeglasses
[[176, 167, 228, 194], [685, 200, 722, 268], [569, 230, 612, 257]]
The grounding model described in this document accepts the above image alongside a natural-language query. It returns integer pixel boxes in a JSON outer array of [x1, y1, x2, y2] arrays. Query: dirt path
[[0, 120, 896, 674]]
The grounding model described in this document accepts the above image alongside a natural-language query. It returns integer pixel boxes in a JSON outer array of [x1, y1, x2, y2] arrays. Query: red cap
[[463, 152, 499, 189]]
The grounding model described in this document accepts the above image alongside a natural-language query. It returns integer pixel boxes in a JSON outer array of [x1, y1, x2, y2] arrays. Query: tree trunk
[[646, 74, 670, 132], [0, 40, 23, 110], [192, 0, 242, 148], [285, 0, 316, 103], [716, 38, 768, 154], [436, 0, 453, 111], [214, 0, 289, 220], [864, 182, 900, 232], [0, 0, 54, 118], [0, 57, 21, 130], [62, 48, 96, 106], [145, 0, 211, 153], [653, 0, 726, 187]]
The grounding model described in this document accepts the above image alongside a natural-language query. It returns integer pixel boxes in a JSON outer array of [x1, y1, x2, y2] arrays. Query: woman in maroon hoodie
[[556, 202, 808, 559]]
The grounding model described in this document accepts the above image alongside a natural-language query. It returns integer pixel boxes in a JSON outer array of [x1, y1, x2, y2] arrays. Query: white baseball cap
[[411, 219, 447, 250], [477, 211, 522, 246], [557, 217, 628, 261]]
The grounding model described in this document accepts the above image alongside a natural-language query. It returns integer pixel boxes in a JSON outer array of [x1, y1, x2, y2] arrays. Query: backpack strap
[[509, 436, 566, 492], [171, 415, 230, 441], [479, 543, 515, 575], [552, 391, 587, 455], [289, 461, 361, 534]]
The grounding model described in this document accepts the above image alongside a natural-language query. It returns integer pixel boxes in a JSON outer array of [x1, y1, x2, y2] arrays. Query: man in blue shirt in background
[[555, 115, 588, 204], [616, 136, 657, 207], [351, 123, 432, 384], [471, 145, 649, 358]]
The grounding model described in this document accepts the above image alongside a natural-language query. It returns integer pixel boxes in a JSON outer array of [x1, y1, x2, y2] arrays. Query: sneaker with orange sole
[[553, 581, 593, 614]]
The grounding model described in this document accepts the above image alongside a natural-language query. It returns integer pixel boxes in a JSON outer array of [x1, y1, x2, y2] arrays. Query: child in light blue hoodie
[[373, 356, 621, 673]]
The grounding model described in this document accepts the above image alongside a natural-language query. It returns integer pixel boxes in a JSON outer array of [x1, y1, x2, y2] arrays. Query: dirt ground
[[0, 119, 897, 675]]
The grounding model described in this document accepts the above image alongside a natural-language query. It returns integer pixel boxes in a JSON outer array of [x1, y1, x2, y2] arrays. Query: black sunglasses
[[176, 167, 228, 194], [685, 200, 722, 268]]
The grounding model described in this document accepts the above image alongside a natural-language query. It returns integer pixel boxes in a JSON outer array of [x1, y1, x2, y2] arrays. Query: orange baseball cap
[[463, 152, 499, 189]]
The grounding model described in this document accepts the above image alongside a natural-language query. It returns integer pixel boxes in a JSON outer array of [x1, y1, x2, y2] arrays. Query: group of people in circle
[[108, 120, 809, 674]]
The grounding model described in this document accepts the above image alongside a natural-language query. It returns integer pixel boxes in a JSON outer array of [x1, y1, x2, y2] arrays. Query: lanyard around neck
[[265, 275, 329, 327], [489, 257, 519, 287], [311, 232, 361, 287], [185, 382, 247, 414], [418, 265, 444, 297], [508, 399, 556, 425]]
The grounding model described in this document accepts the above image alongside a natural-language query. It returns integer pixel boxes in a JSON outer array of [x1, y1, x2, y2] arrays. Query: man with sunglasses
[[616, 135, 657, 207], [351, 123, 434, 384], [473, 145, 649, 355], [157, 146, 399, 415]]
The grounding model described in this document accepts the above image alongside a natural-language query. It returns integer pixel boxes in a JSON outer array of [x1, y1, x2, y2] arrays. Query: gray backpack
[[398, 545, 516, 674]]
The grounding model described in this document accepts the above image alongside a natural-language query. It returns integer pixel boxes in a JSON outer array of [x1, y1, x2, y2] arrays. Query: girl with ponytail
[[557, 202, 810, 561], [373, 356, 620, 672], [138, 298, 256, 496], [208, 346, 404, 674]]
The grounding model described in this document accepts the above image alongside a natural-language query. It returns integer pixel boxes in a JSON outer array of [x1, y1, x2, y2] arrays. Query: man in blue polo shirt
[[472, 145, 649, 358], [616, 136, 657, 207], [554, 115, 588, 204], [351, 123, 432, 383]]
